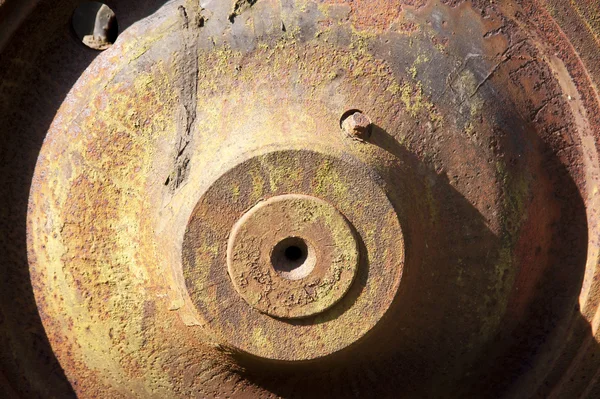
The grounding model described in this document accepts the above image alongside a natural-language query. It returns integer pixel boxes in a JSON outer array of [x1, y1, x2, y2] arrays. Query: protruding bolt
[[341, 111, 372, 142], [77, 4, 118, 51]]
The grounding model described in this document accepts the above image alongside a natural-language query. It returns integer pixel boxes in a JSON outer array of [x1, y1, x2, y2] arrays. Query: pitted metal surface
[[225, 194, 359, 320]]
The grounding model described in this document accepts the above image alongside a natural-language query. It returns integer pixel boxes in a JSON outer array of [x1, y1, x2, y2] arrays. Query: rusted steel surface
[[224, 194, 360, 321], [1, 0, 600, 397]]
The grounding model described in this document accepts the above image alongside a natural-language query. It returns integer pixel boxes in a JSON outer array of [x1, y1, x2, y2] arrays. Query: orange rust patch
[[317, 0, 426, 31]]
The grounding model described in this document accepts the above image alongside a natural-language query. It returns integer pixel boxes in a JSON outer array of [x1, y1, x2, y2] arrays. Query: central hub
[[227, 194, 359, 319], [182, 150, 405, 361]]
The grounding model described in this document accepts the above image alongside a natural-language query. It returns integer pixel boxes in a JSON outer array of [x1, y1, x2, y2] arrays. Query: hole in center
[[284, 245, 304, 262], [271, 237, 315, 280]]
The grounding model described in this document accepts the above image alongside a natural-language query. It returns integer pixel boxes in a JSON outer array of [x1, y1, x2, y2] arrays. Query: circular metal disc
[[2, 0, 600, 397]]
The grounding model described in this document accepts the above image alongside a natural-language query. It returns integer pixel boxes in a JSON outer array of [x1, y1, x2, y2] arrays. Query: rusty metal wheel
[[2, 0, 600, 397]]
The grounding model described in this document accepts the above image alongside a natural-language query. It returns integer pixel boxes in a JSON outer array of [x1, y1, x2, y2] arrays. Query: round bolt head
[[342, 112, 372, 141]]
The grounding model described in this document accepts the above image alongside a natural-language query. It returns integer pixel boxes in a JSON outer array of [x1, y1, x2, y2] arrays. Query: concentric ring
[[182, 149, 405, 361]]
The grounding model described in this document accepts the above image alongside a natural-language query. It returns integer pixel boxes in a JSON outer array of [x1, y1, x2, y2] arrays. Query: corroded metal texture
[[224, 194, 360, 321], [2, 0, 600, 398]]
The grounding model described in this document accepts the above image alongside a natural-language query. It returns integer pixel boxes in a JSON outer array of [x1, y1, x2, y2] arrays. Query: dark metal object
[[1, 0, 600, 398], [72, 2, 118, 50]]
